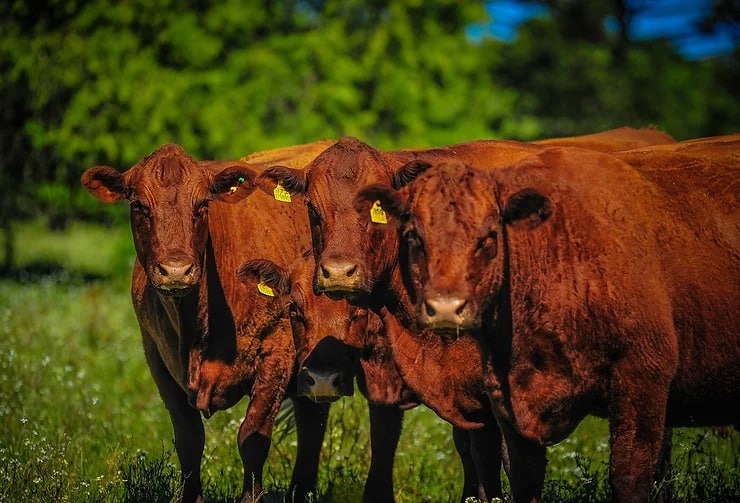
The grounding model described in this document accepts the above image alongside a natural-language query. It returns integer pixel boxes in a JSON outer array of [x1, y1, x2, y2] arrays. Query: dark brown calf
[[81, 142, 331, 503], [358, 138, 739, 502]]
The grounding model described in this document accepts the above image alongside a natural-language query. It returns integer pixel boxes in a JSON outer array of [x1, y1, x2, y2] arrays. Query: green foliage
[[1, 0, 737, 237]]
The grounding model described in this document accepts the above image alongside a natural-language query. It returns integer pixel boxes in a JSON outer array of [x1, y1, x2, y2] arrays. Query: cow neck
[[200, 236, 237, 358], [479, 223, 515, 417], [373, 260, 416, 329], [153, 279, 201, 380], [376, 305, 483, 429]]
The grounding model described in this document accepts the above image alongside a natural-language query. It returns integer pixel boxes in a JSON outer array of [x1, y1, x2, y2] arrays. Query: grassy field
[[1, 219, 738, 502]]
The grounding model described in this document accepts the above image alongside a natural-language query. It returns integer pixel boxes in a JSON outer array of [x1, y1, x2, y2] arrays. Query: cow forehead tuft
[[134, 148, 203, 189]]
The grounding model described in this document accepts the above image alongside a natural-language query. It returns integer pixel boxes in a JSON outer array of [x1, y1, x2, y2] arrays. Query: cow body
[[360, 137, 739, 503], [82, 142, 330, 503], [532, 125, 675, 151]]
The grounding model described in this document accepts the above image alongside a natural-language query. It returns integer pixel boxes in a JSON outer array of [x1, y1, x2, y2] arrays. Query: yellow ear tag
[[370, 200, 387, 224], [273, 182, 292, 203], [257, 281, 275, 297]]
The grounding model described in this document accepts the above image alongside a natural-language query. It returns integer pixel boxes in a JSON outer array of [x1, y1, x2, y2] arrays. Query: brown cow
[[237, 254, 419, 503], [357, 138, 740, 502], [81, 142, 332, 503]]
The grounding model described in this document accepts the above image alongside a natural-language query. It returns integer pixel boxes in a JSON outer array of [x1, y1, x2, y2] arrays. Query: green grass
[[1, 220, 738, 502]]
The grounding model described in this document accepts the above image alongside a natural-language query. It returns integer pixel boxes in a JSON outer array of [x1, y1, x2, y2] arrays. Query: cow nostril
[[303, 373, 316, 386], [331, 374, 342, 388], [345, 265, 357, 278], [425, 301, 436, 317], [157, 264, 169, 276], [320, 265, 330, 279], [183, 264, 194, 277], [455, 300, 468, 316]]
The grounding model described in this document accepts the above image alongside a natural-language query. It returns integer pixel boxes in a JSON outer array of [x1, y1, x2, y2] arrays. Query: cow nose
[[154, 261, 196, 289], [157, 261, 194, 279], [297, 368, 346, 403], [317, 258, 362, 291], [422, 295, 469, 328]]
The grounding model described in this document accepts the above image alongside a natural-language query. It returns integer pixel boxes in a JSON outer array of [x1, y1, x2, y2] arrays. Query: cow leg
[[608, 381, 670, 503], [452, 427, 480, 502], [653, 428, 674, 503], [287, 397, 330, 502], [468, 421, 504, 502], [364, 403, 403, 503], [142, 332, 204, 503], [497, 419, 546, 503], [238, 347, 293, 503]]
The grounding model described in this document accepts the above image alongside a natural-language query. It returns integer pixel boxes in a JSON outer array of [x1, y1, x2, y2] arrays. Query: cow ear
[[502, 189, 553, 230], [392, 161, 431, 190], [209, 164, 257, 203], [81, 166, 128, 203], [256, 166, 307, 200], [237, 259, 291, 298], [354, 183, 407, 225]]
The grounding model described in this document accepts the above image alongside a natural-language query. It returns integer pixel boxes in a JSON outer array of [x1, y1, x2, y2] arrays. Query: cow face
[[356, 161, 553, 337], [256, 137, 429, 302], [239, 257, 366, 402], [82, 144, 256, 293]]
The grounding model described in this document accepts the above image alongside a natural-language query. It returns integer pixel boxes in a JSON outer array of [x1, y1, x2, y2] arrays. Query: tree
[[481, 0, 739, 140]]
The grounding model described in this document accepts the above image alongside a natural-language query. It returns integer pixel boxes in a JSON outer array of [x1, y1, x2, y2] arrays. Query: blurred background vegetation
[[1, 0, 738, 271]]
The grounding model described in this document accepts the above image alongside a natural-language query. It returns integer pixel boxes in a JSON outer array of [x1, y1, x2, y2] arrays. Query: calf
[[357, 138, 739, 502], [238, 255, 418, 502], [81, 141, 331, 503]]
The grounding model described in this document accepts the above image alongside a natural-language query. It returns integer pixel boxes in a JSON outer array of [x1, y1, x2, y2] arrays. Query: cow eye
[[306, 202, 321, 226], [193, 201, 209, 219], [475, 231, 498, 259], [404, 228, 423, 251], [130, 200, 150, 216]]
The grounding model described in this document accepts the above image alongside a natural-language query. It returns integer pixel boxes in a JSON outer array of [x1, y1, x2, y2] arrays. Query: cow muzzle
[[418, 294, 478, 337], [151, 260, 198, 293], [296, 367, 353, 403], [187, 360, 242, 418], [316, 258, 365, 294]]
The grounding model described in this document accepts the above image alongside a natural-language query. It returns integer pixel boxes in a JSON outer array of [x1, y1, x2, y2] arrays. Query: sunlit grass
[[1, 219, 738, 502]]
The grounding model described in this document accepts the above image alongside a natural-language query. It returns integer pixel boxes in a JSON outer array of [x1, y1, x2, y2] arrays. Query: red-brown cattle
[[250, 128, 675, 500], [357, 137, 739, 503], [81, 141, 331, 503], [254, 136, 561, 501], [238, 255, 418, 502]]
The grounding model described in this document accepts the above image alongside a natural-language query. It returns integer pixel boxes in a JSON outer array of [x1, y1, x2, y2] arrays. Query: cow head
[[356, 161, 553, 337], [238, 256, 367, 403], [255, 136, 429, 302], [81, 144, 256, 294]]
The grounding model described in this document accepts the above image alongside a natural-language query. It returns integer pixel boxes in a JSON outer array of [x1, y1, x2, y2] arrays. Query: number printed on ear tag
[[273, 182, 292, 203], [370, 200, 387, 224]]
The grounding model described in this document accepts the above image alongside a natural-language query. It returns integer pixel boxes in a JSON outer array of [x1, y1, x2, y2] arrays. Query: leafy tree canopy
[[0, 0, 737, 247]]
